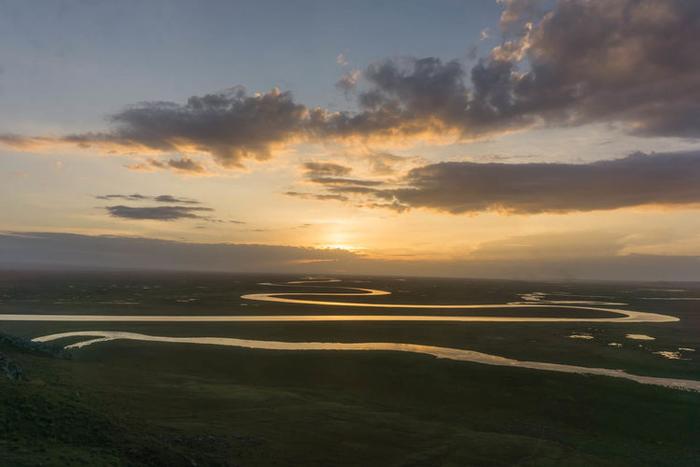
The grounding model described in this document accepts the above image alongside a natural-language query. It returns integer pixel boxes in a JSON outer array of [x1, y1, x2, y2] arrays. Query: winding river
[[33, 330, 700, 391], [1, 280, 680, 323], [11, 279, 699, 391]]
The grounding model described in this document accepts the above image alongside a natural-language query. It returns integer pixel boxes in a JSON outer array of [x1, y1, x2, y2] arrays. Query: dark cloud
[[7, 87, 310, 168], [96, 194, 149, 201], [358, 200, 409, 212], [320, 57, 497, 140], [108, 86, 310, 167], [3, 0, 700, 165], [96, 194, 200, 204], [204, 218, 246, 225], [127, 157, 207, 173], [326, 0, 700, 141], [490, 0, 700, 137], [2, 231, 700, 281], [298, 162, 384, 197], [309, 177, 383, 187], [148, 157, 207, 173], [371, 151, 700, 214], [327, 185, 382, 195], [105, 205, 213, 221], [285, 191, 349, 202], [301, 161, 381, 187], [153, 195, 199, 204], [321, 54, 543, 141], [0, 232, 355, 273], [302, 162, 352, 177]]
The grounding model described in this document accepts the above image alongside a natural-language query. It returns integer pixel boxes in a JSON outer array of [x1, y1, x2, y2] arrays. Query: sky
[[2, 0, 700, 280]]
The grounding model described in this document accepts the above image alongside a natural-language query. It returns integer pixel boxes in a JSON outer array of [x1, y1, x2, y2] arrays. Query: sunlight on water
[[33, 330, 700, 392], [2, 281, 679, 323], [654, 351, 684, 360], [569, 334, 594, 339], [626, 334, 656, 341], [15, 279, 696, 392]]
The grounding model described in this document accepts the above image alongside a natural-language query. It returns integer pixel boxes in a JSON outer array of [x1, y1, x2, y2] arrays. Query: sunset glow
[[2, 3, 700, 463], [1, 0, 700, 281]]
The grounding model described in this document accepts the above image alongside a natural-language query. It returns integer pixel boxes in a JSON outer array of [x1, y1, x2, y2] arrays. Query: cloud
[[327, 0, 700, 141], [326, 185, 382, 195], [327, 57, 496, 140], [153, 195, 199, 204], [104, 87, 311, 167], [96, 194, 149, 201], [105, 205, 214, 221], [0, 134, 45, 149], [285, 191, 349, 202], [2, 231, 700, 281], [300, 161, 384, 192], [1, 87, 310, 168], [206, 218, 246, 225], [0, 60, 524, 164], [336, 53, 349, 66], [157, 157, 207, 173], [357, 200, 409, 212], [0, 232, 355, 273], [489, 0, 700, 137], [364, 152, 423, 175], [335, 69, 361, 95], [370, 151, 700, 214], [309, 177, 383, 187], [3, 0, 700, 167], [302, 162, 352, 178], [96, 193, 218, 222], [498, 0, 546, 33], [470, 230, 625, 260], [127, 157, 207, 174], [96, 194, 200, 204]]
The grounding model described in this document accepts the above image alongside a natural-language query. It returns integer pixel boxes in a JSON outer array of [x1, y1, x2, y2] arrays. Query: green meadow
[[1, 272, 699, 466]]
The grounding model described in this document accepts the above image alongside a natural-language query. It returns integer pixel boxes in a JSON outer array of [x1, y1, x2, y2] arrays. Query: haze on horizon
[[2, 0, 700, 281]]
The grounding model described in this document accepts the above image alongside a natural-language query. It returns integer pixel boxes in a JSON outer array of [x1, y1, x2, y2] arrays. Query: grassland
[[1, 271, 699, 466]]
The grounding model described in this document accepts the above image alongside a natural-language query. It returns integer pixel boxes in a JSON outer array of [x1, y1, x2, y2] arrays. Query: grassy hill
[[1, 332, 699, 466]]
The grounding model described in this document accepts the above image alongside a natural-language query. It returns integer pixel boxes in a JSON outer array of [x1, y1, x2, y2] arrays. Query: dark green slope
[[1, 333, 699, 466]]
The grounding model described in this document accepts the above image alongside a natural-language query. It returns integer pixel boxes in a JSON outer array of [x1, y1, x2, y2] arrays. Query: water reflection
[[0, 280, 679, 323], [34, 330, 700, 392]]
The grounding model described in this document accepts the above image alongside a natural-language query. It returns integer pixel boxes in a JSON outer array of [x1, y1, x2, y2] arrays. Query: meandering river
[[33, 329, 700, 392], [9, 279, 698, 391], [0, 280, 680, 323]]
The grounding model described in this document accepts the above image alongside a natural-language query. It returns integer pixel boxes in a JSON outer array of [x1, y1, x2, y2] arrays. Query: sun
[[321, 243, 357, 251], [318, 230, 359, 251]]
